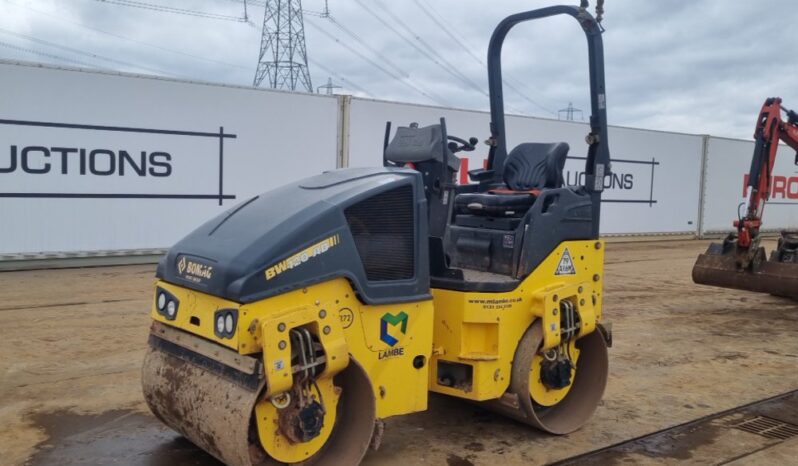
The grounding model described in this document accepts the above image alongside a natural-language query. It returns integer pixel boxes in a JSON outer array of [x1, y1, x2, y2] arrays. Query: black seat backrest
[[385, 124, 460, 171], [503, 142, 569, 190]]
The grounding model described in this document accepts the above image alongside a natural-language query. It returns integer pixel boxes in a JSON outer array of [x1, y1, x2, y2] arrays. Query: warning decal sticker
[[555, 248, 577, 275]]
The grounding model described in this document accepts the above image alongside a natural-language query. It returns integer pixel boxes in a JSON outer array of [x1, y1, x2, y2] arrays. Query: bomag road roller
[[142, 4, 612, 465]]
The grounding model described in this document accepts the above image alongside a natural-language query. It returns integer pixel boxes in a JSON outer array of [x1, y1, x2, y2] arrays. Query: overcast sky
[[1, 0, 796, 139]]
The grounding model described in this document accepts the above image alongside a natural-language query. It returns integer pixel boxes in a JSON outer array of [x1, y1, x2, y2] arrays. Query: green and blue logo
[[380, 311, 408, 347]]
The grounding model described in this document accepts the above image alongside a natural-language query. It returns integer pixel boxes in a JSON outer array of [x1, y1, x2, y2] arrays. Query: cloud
[[0, 0, 796, 139]]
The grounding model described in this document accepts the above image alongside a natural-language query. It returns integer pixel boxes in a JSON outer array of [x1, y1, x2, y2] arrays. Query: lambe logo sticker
[[378, 311, 408, 360], [379, 311, 408, 347], [555, 248, 577, 275]]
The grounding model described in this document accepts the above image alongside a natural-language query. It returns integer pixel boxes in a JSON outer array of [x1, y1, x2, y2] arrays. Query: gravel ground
[[1, 240, 797, 465]]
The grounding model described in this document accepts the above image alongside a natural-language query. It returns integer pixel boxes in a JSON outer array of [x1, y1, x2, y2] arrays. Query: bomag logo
[[265, 234, 340, 281], [177, 256, 213, 282]]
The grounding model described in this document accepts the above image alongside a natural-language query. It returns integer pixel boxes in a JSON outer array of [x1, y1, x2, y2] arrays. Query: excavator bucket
[[692, 237, 798, 300]]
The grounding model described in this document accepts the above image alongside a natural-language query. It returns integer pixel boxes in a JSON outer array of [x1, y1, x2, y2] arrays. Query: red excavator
[[693, 97, 798, 299]]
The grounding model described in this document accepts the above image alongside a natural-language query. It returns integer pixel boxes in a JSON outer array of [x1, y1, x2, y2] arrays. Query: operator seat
[[455, 142, 569, 217]]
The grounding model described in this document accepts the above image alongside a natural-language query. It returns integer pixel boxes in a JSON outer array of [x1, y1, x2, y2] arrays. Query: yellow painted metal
[[150, 239, 602, 461], [430, 240, 604, 401], [254, 377, 340, 463], [529, 341, 580, 407], [460, 322, 499, 360], [152, 277, 434, 422], [348, 296, 434, 418], [532, 283, 598, 350], [240, 278, 433, 418], [150, 281, 241, 351], [256, 305, 350, 397]]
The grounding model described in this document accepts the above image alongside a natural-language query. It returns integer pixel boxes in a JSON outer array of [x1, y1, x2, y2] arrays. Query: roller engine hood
[[157, 167, 430, 305]]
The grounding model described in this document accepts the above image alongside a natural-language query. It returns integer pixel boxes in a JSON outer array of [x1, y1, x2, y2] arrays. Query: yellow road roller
[[142, 4, 612, 465]]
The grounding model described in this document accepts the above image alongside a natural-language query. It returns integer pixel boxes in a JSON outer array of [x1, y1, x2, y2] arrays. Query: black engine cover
[[156, 167, 430, 305]]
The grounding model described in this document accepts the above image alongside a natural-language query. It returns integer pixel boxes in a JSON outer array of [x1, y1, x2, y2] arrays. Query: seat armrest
[[468, 168, 495, 182]]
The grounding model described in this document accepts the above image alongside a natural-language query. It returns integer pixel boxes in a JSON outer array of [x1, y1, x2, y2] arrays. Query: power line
[[413, 0, 483, 65], [220, 0, 326, 20], [233, 1, 372, 96], [304, 19, 405, 92], [89, 0, 246, 22], [10, 0, 537, 113], [4, 0, 250, 71], [351, 0, 530, 112], [371, 0, 486, 99], [412, 0, 555, 116], [0, 28, 181, 77], [503, 79, 556, 116], [305, 18, 448, 106], [308, 58, 372, 96], [351, 0, 531, 114], [0, 39, 99, 68], [325, 15, 408, 79], [80, 0, 372, 94], [351, 0, 478, 95], [292, 1, 451, 105], [4, 0, 373, 94], [365, 0, 528, 114], [240, 1, 411, 84], [82, 0, 515, 111], [222, 0, 263, 5]]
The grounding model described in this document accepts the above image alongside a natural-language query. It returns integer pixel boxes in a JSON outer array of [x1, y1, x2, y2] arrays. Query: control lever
[[447, 135, 478, 153]]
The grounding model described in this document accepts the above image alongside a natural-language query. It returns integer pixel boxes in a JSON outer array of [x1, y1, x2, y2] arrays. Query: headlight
[[214, 309, 238, 339], [166, 301, 177, 318], [154, 287, 179, 321]]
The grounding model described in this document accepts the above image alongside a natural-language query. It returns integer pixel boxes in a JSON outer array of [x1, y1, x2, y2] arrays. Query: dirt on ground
[[1, 240, 797, 465]]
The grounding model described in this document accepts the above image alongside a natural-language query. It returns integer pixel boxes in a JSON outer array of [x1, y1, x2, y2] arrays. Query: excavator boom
[[693, 97, 798, 299]]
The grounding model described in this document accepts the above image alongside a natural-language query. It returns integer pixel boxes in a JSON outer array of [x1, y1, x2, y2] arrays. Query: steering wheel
[[447, 135, 479, 153]]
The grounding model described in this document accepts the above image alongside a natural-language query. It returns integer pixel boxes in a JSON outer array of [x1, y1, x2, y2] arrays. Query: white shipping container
[[3, 61, 794, 256], [347, 98, 704, 235], [701, 136, 798, 234], [0, 61, 339, 254]]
